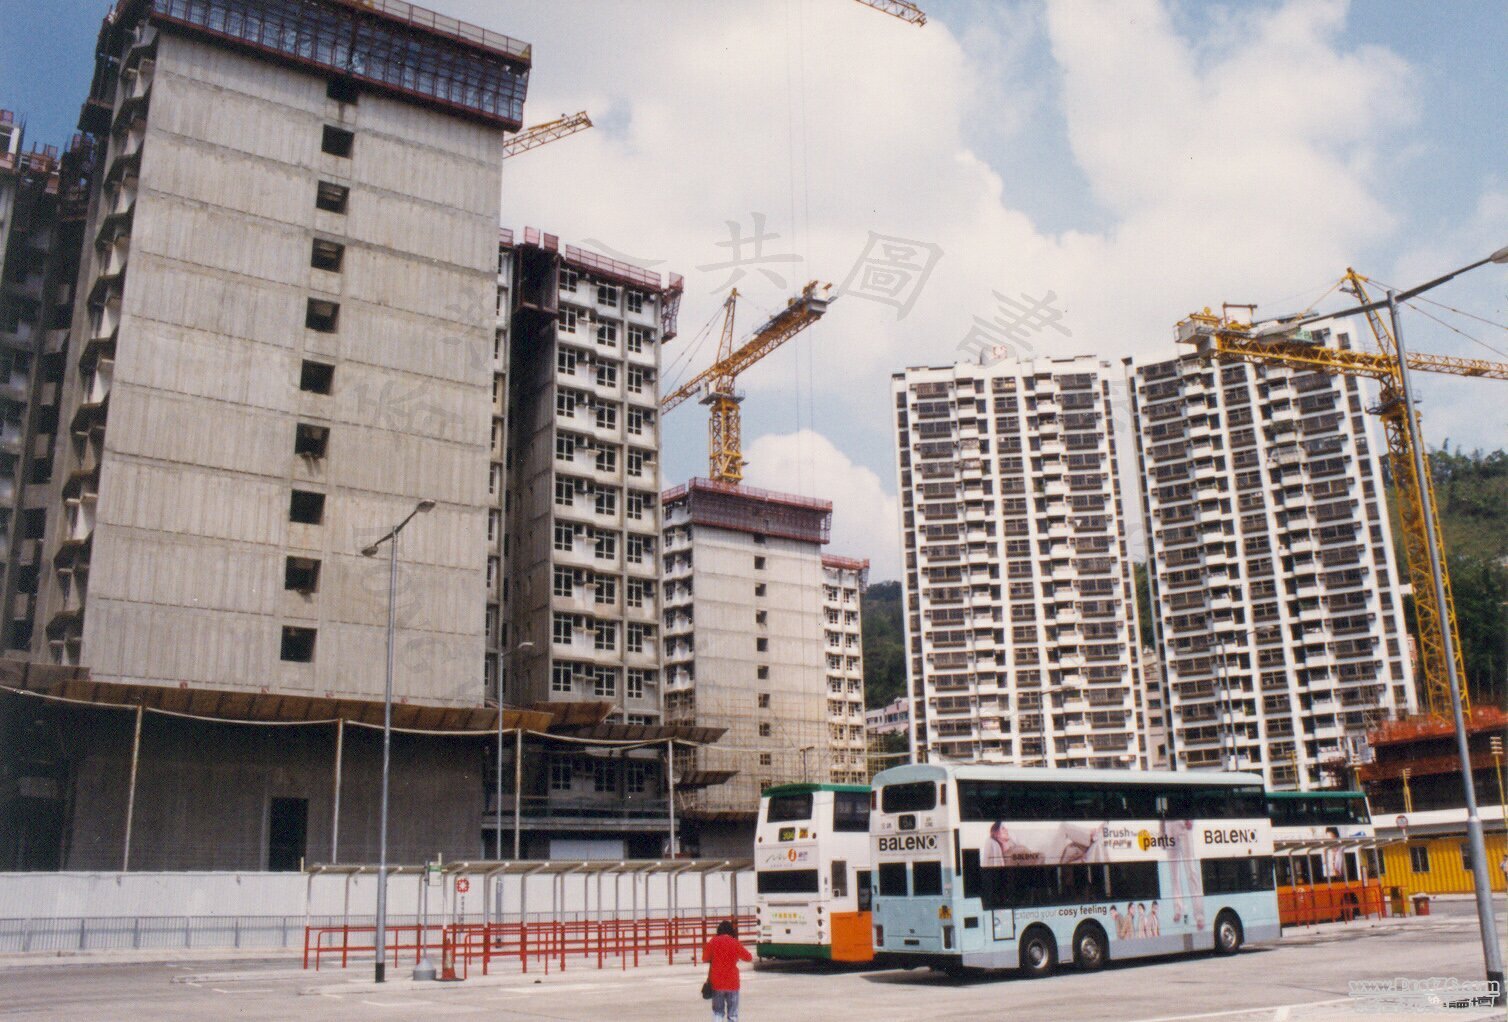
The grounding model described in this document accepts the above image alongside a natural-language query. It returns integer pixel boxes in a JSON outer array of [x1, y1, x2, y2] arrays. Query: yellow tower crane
[[661, 282, 833, 485], [1177, 276, 1508, 719], [501, 111, 593, 160]]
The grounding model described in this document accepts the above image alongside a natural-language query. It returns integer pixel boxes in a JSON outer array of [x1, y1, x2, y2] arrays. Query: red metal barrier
[[304, 914, 756, 974], [1277, 880, 1386, 926]]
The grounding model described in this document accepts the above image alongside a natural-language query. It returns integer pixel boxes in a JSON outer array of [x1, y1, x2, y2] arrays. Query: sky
[[3, 0, 1506, 582]]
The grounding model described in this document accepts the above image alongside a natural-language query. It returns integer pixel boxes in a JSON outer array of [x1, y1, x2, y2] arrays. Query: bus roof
[[761, 782, 870, 798], [1265, 789, 1364, 800], [871, 764, 1266, 788]]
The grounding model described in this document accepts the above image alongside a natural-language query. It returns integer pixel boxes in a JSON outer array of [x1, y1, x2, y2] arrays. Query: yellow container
[[1382, 832, 1508, 897]]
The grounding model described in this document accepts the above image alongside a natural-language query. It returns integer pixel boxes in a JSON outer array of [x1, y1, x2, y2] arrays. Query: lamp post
[[490, 641, 535, 859], [1252, 247, 1508, 1002], [360, 498, 435, 984]]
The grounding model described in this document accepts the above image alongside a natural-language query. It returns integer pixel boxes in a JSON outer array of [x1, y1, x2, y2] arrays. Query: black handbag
[[701, 978, 714, 1000]]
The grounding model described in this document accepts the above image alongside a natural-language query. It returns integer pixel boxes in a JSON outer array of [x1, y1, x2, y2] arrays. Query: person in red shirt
[[704, 919, 752, 1022]]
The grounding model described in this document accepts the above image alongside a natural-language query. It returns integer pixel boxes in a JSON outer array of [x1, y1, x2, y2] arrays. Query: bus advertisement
[[869, 764, 1281, 977], [754, 783, 875, 962]]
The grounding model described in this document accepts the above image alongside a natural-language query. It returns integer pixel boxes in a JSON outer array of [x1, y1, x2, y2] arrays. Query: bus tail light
[[942, 925, 954, 950], [874, 925, 884, 946]]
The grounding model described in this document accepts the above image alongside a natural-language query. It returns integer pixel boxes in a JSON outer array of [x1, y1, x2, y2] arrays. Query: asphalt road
[[1, 898, 1504, 1022]]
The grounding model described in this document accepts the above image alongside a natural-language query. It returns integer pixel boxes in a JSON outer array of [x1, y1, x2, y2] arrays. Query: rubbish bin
[[1411, 894, 1430, 916], [1388, 887, 1407, 917]]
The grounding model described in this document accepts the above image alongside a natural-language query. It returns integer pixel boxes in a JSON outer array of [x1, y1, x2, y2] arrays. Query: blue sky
[[4, 0, 1506, 579]]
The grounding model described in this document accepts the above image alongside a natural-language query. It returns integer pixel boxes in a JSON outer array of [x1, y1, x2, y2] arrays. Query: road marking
[[361, 998, 437, 1007], [1129, 997, 1354, 1022]]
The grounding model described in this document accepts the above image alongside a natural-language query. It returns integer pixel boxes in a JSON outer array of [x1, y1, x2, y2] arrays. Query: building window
[[558, 347, 579, 374], [593, 759, 616, 792], [294, 423, 329, 458], [552, 663, 574, 693], [754, 556, 766, 570], [627, 326, 649, 353], [594, 531, 617, 560], [627, 449, 649, 477], [595, 446, 617, 473], [626, 291, 645, 314], [1409, 846, 1430, 873], [300, 360, 334, 394], [758, 693, 770, 708], [597, 284, 619, 307], [553, 523, 575, 552], [594, 621, 616, 651], [627, 623, 652, 654], [552, 567, 574, 598], [596, 322, 617, 347], [561, 268, 579, 293], [625, 579, 646, 609], [289, 489, 325, 524], [626, 366, 646, 394], [555, 433, 578, 462], [759, 753, 772, 767], [755, 610, 767, 626], [756, 637, 768, 652], [552, 614, 574, 645], [596, 362, 618, 389], [326, 77, 359, 103], [626, 491, 647, 520], [321, 125, 354, 157], [627, 669, 648, 699], [757, 666, 769, 680], [315, 180, 349, 213], [591, 666, 616, 698], [549, 756, 572, 791], [310, 238, 345, 272], [284, 556, 320, 594], [759, 722, 771, 737], [280, 626, 317, 663], [755, 583, 767, 597], [305, 299, 339, 332], [555, 477, 574, 507], [593, 577, 616, 604], [561, 306, 580, 333], [594, 489, 617, 516], [626, 762, 648, 793]]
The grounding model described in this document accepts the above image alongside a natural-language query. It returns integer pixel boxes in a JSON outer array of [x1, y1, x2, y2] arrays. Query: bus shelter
[[1273, 836, 1396, 924]]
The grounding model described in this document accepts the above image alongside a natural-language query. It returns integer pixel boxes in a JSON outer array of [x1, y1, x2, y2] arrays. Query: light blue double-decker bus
[[869, 764, 1281, 977]]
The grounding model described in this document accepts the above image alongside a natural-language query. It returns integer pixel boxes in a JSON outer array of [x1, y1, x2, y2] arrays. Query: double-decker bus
[[754, 783, 874, 962], [869, 764, 1281, 977], [1266, 789, 1383, 923]]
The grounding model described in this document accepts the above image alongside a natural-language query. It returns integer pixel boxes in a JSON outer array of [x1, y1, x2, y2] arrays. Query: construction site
[[0, 0, 1507, 1013]]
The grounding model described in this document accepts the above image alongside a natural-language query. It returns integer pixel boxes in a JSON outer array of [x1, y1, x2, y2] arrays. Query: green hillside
[[1389, 446, 1508, 708], [861, 580, 906, 709]]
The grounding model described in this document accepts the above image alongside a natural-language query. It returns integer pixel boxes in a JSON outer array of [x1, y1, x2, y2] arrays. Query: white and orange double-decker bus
[[754, 783, 874, 963]]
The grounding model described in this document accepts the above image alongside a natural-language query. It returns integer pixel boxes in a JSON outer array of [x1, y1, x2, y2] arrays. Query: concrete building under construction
[[0, 0, 719, 872], [661, 478, 866, 855]]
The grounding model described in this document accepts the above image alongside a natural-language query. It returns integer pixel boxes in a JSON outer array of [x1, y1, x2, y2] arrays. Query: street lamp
[[488, 641, 535, 860], [1255, 248, 1507, 1001], [360, 497, 435, 984]]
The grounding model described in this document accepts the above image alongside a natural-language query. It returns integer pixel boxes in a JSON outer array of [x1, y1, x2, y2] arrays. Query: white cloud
[[741, 430, 901, 580], [433, 0, 1496, 572]]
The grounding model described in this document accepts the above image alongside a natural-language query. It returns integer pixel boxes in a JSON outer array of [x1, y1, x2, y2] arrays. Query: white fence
[[0, 865, 754, 953]]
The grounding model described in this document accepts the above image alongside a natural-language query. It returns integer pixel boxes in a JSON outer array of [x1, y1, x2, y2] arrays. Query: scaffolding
[[663, 477, 833, 545], [94, 0, 531, 130]]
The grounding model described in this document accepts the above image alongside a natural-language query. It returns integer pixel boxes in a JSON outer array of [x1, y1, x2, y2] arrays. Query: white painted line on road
[[361, 999, 438, 1008], [1130, 997, 1353, 1022]]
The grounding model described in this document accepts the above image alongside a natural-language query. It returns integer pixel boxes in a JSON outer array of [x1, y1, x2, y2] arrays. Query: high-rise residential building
[[493, 229, 687, 858], [892, 356, 1147, 770], [0, 0, 536, 870], [661, 478, 866, 855], [1126, 329, 1417, 790]]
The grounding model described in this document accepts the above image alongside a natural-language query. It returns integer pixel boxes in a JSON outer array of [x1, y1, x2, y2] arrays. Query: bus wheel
[[1019, 927, 1057, 978], [1214, 911, 1243, 955], [1072, 923, 1108, 972]]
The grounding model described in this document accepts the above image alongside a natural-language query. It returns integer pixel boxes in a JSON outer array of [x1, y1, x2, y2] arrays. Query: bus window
[[877, 861, 907, 897], [912, 861, 943, 897], [961, 848, 982, 899], [766, 792, 813, 822], [832, 861, 848, 898], [856, 870, 873, 912], [881, 781, 937, 814], [756, 869, 819, 894], [833, 790, 870, 832]]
